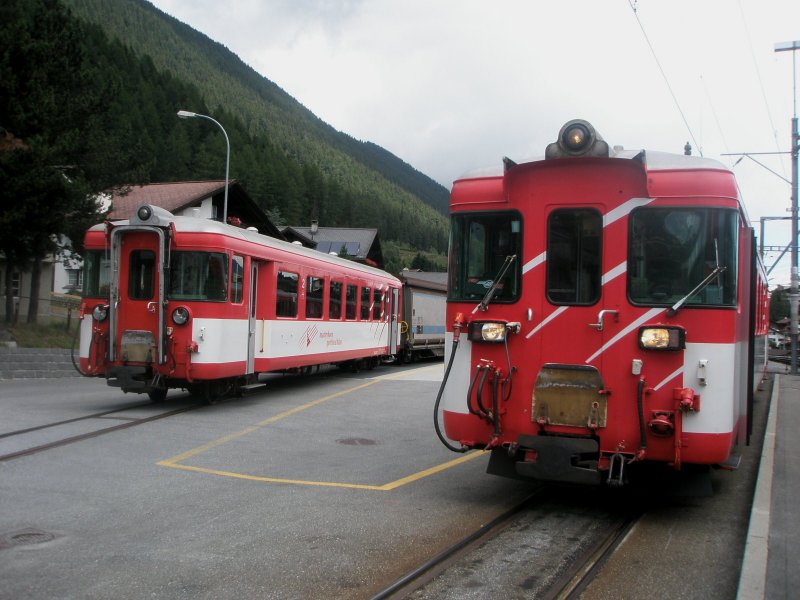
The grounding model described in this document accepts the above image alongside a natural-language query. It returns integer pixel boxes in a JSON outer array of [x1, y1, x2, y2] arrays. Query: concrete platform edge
[[736, 375, 779, 600]]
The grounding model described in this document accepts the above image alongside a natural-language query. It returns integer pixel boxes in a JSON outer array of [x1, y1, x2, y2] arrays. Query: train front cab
[[438, 120, 767, 487]]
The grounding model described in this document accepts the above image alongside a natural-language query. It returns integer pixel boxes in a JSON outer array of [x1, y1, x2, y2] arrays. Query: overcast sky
[[149, 0, 799, 284]]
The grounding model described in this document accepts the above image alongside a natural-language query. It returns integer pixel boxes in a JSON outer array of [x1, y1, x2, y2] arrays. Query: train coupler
[[607, 452, 626, 487]]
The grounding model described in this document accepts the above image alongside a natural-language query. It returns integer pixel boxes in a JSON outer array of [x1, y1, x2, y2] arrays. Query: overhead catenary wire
[[627, 0, 702, 156]]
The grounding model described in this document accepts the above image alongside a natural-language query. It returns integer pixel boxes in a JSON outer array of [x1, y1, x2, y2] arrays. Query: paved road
[[0, 364, 537, 599]]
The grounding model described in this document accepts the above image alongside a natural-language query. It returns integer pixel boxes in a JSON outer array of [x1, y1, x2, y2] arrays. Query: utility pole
[[775, 40, 800, 373]]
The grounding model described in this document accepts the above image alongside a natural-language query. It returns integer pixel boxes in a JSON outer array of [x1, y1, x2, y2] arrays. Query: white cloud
[[150, 0, 799, 283]]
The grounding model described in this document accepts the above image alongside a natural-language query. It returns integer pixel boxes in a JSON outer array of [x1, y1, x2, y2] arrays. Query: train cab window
[[128, 250, 156, 300], [345, 284, 357, 320], [373, 289, 383, 320], [330, 280, 343, 319], [276, 271, 299, 317], [231, 256, 244, 304], [168, 252, 228, 302], [448, 212, 522, 303], [629, 208, 738, 307], [361, 287, 372, 320], [546, 209, 602, 305], [83, 250, 111, 298], [306, 276, 324, 318]]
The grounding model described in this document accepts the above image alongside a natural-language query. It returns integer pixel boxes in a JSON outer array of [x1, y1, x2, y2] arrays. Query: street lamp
[[775, 41, 800, 373], [177, 110, 230, 225]]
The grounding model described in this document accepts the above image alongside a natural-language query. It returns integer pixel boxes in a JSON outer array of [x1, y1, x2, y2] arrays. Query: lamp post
[[775, 41, 799, 373], [177, 110, 230, 225]]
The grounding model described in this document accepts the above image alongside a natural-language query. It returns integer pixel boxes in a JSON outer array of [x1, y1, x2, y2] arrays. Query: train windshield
[[628, 208, 738, 307], [168, 251, 228, 302], [448, 212, 522, 303], [83, 250, 111, 298]]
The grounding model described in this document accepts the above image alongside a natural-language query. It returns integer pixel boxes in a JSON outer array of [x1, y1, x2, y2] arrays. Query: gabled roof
[[108, 181, 226, 218], [397, 270, 448, 292], [290, 226, 382, 266], [107, 180, 284, 239]]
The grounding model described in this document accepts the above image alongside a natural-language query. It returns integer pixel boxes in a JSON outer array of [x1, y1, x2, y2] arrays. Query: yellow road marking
[[158, 374, 485, 490]]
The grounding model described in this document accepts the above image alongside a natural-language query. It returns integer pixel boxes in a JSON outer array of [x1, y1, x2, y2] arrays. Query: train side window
[[128, 250, 155, 300], [168, 252, 228, 302], [345, 284, 357, 320], [546, 209, 602, 305], [330, 280, 343, 319], [373, 289, 383, 320], [361, 287, 372, 320], [276, 271, 299, 317], [306, 276, 324, 318], [84, 250, 111, 298], [231, 256, 244, 304], [628, 208, 738, 307]]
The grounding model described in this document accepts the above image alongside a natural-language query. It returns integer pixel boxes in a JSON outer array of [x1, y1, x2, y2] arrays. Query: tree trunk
[[4, 263, 14, 324], [27, 256, 42, 324]]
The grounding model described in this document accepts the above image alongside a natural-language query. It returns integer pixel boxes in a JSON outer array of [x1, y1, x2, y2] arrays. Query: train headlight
[[137, 205, 152, 221], [468, 321, 508, 343], [172, 306, 190, 326], [92, 304, 109, 322], [563, 122, 591, 153], [545, 119, 610, 159], [639, 326, 685, 350]]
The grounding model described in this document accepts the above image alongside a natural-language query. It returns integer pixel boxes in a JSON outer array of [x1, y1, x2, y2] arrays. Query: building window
[[66, 269, 83, 290]]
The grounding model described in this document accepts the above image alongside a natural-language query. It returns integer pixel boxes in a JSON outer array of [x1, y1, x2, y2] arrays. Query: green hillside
[[63, 0, 450, 264]]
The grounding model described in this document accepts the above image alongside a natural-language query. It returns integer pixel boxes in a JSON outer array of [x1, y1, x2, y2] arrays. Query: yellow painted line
[[159, 379, 380, 465], [159, 451, 487, 491], [157, 372, 485, 490]]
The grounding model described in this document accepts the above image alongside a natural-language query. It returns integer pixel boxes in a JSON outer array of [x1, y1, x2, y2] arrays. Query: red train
[[435, 119, 769, 487], [78, 205, 402, 403]]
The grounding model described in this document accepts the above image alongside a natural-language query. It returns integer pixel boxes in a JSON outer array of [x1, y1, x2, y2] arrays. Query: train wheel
[[147, 388, 168, 403], [189, 381, 226, 404]]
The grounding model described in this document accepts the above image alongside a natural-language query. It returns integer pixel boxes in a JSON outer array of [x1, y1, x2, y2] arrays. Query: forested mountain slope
[[63, 0, 450, 257]]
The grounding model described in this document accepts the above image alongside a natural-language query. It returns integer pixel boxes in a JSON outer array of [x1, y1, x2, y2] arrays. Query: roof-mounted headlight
[[131, 204, 176, 227], [545, 119, 610, 159], [137, 205, 152, 221]]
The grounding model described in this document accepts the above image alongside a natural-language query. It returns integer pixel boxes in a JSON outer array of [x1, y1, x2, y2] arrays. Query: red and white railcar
[[435, 119, 768, 486], [78, 205, 402, 402]]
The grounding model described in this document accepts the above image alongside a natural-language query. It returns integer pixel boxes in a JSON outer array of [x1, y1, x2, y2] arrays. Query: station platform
[[738, 370, 800, 599]]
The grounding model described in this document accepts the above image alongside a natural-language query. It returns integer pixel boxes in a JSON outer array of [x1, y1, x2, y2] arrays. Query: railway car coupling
[[607, 452, 626, 487], [507, 434, 602, 485]]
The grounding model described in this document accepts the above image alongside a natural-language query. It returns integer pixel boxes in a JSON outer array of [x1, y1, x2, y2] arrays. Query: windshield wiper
[[477, 254, 516, 312], [667, 238, 725, 316]]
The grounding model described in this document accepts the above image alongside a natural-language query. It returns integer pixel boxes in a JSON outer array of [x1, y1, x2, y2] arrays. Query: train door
[[247, 260, 259, 374], [533, 206, 610, 429], [389, 287, 400, 352], [109, 228, 166, 365]]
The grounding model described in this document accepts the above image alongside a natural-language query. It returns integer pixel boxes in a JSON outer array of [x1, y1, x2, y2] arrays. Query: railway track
[[369, 486, 641, 600], [0, 399, 205, 462]]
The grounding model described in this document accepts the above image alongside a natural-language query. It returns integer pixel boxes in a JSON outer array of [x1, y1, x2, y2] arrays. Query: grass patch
[[7, 321, 79, 349]]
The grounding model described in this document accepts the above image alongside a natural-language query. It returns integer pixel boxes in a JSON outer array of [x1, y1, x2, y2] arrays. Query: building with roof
[[284, 225, 385, 269], [107, 180, 283, 239]]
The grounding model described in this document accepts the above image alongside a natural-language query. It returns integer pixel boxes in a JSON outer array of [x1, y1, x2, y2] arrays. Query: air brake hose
[[434, 324, 468, 453]]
